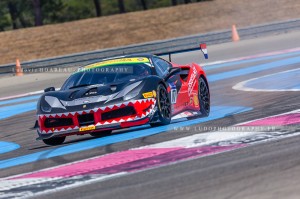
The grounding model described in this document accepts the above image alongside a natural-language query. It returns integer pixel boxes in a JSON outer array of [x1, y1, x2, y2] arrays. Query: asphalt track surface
[[0, 31, 299, 199]]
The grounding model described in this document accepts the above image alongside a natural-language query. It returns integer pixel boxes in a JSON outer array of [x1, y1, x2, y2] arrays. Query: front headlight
[[41, 101, 52, 113], [41, 96, 66, 112]]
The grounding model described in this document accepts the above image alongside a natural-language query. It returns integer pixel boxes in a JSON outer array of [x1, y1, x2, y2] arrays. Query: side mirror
[[44, 87, 55, 93], [164, 67, 181, 80]]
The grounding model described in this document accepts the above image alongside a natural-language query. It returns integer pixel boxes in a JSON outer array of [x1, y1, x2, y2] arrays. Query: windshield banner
[[84, 57, 150, 70]]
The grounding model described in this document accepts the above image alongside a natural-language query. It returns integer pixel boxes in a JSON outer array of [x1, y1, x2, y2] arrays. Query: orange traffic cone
[[15, 58, 23, 76], [232, 24, 240, 42]]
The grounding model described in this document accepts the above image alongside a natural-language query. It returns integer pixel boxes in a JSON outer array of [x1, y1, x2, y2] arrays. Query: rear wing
[[156, 43, 208, 62]]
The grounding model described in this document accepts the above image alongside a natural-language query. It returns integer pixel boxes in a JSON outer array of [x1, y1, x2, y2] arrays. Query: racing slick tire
[[42, 136, 66, 146], [150, 84, 171, 127], [198, 76, 210, 117], [90, 130, 112, 138]]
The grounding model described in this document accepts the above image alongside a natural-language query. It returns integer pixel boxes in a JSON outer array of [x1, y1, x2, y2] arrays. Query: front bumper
[[37, 98, 156, 139]]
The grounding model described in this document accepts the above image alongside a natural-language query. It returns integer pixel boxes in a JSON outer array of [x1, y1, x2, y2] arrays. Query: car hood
[[37, 79, 146, 114]]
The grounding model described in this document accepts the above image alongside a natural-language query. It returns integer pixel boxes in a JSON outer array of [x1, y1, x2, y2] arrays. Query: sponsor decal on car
[[188, 66, 197, 96], [79, 125, 96, 132], [84, 57, 150, 70], [152, 90, 157, 98], [193, 95, 199, 106], [189, 97, 193, 105], [142, 91, 154, 98]]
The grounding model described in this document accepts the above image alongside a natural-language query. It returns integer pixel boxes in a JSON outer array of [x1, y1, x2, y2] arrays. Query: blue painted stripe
[[0, 95, 40, 106], [205, 50, 300, 71], [208, 56, 300, 82], [0, 102, 37, 120], [0, 141, 20, 154], [0, 106, 251, 169]]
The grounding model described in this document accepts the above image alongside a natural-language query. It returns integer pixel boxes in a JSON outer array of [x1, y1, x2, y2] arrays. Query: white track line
[[233, 68, 300, 92], [0, 90, 44, 101], [139, 131, 257, 149], [0, 88, 61, 101]]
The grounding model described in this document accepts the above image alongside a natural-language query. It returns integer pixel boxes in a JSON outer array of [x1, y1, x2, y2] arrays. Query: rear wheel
[[150, 84, 171, 127], [90, 130, 112, 138], [199, 77, 210, 117], [42, 136, 66, 146]]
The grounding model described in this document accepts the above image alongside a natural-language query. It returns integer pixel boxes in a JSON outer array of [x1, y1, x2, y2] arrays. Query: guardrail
[[1, 18, 300, 74]]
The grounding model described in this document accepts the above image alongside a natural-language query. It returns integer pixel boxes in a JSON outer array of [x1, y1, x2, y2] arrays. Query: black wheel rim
[[158, 86, 171, 119], [199, 79, 210, 112]]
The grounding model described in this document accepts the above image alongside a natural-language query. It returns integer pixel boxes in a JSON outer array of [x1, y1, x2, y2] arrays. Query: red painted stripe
[[14, 145, 243, 179], [241, 113, 300, 126], [88, 145, 243, 175], [14, 148, 180, 179]]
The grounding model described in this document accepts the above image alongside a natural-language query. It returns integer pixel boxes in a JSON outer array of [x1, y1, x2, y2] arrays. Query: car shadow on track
[[28, 117, 198, 151], [28, 125, 153, 150]]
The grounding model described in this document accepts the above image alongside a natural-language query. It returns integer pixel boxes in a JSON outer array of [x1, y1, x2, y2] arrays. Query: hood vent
[[83, 88, 98, 97], [69, 90, 79, 99]]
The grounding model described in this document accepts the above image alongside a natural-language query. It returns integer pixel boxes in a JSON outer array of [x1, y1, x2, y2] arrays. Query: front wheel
[[199, 77, 210, 117], [150, 84, 171, 127], [42, 136, 66, 146]]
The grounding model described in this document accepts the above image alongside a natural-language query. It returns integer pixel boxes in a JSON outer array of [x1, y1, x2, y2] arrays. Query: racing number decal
[[171, 90, 177, 104], [169, 83, 177, 104]]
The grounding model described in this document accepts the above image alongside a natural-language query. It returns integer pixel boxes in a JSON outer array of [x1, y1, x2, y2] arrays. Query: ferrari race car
[[36, 52, 210, 145]]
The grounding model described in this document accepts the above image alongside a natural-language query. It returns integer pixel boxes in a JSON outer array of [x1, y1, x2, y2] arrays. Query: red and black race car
[[36, 52, 210, 145]]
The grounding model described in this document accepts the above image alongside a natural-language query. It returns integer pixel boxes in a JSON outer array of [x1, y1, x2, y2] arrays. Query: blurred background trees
[[0, 0, 210, 31]]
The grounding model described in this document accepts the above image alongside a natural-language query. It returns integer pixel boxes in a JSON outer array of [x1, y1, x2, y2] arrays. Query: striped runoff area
[[0, 109, 299, 198]]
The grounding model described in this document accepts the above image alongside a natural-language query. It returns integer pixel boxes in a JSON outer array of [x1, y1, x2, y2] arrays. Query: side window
[[153, 57, 172, 77]]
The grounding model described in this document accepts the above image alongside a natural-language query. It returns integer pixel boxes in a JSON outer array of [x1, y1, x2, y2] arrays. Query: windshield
[[61, 63, 151, 90]]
